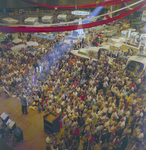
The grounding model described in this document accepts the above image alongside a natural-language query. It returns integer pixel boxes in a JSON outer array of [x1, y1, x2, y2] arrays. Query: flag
[[59, 120, 63, 128], [32, 76, 34, 83], [38, 67, 39, 76]]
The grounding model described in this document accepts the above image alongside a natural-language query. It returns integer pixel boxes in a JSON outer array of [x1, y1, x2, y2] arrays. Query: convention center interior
[[0, 0, 146, 150]]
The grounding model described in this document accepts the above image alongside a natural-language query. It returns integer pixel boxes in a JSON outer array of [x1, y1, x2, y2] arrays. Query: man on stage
[[19, 92, 28, 115]]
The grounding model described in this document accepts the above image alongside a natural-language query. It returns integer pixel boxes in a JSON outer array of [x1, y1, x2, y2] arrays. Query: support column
[[110, 5, 112, 18]]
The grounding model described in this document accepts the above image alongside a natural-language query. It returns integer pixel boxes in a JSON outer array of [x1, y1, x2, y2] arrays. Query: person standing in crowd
[[98, 49, 101, 60], [19, 92, 28, 115], [103, 79, 108, 96]]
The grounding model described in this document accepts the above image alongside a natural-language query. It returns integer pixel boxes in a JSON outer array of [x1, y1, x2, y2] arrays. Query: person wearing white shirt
[[73, 90, 78, 98], [10, 72, 14, 76], [96, 93, 103, 101], [100, 113, 106, 121], [91, 109, 97, 119], [3, 79, 6, 84], [113, 87, 119, 96], [97, 108, 103, 117], [111, 84, 116, 93], [136, 77, 141, 91], [76, 85, 80, 92], [56, 106, 62, 114], [104, 75, 109, 81], [10, 77, 13, 83], [139, 110, 143, 118], [108, 104, 113, 118], [111, 110, 119, 120], [87, 93, 92, 101], [15, 77, 19, 82], [59, 91, 64, 99], [92, 86, 97, 94], [76, 60, 81, 64], [103, 79, 108, 95], [104, 118, 110, 128], [49, 92, 54, 100], [28, 64, 33, 70], [102, 104, 108, 114], [125, 108, 130, 118], [68, 107, 74, 115], [119, 118, 125, 129], [118, 107, 124, 118], [137, 130, 144, 142]]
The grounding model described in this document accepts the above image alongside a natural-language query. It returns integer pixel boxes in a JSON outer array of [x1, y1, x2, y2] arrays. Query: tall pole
[[110, 5, 112, 18]]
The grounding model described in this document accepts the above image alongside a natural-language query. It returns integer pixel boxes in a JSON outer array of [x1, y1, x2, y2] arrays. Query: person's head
[[21, 92, 24, 96]]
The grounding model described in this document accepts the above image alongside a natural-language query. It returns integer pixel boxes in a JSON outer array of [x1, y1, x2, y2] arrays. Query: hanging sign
[[142, 11, 146, 21], [71, 11, 90, 16]]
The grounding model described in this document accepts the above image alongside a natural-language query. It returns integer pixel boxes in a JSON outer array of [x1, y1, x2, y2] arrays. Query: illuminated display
[[71, 11, 90, 16]]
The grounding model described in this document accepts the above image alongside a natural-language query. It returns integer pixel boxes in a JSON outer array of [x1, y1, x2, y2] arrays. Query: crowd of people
[[0, 29, 146, 150]]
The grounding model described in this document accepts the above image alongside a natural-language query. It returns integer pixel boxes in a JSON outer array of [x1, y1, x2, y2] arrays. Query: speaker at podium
[[14, 126, 23, 142], [43, 112, 60, 134]]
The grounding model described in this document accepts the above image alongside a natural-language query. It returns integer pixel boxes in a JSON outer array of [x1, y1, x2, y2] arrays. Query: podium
[[14, 126, 23, 142], [6, 119, 16, 131], [43, 112, 60, 134], [1, 111, 9, 123]]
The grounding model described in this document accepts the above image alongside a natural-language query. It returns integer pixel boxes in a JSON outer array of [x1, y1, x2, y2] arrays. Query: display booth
[[24, 17, 38, 25], [127, 28, 136, 38], [131, 32, 139, 38], [11, 41, 39, 53], [2, 18, 18, 24], [57, 14, 68, 22], [42, 16, 53, 24], [110, 43, 123, 51], [12, 39, 22, 45], [64, 36, 80, 45], [142, 11, 146, 22], [26, 41, 38, 47], [11, 44, 27, 53], [121, 30, 129, 38], [140, 34, 146, 40]]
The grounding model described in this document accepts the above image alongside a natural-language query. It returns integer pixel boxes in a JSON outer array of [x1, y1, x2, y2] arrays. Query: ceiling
[[0, 0, 145, 11]]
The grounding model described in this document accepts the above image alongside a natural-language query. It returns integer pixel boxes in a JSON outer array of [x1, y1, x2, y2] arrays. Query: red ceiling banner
[[22, 0, 134, 9], [0, 1, 145, 33]]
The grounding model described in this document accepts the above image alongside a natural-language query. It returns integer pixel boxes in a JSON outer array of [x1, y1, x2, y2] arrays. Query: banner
[[0, 1, 145, 33], [22, 0, 134, 9], [142, 11, 146, 21]]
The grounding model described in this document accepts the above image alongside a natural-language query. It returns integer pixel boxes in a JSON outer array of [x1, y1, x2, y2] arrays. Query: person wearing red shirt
[[79, 91, 85, 100]]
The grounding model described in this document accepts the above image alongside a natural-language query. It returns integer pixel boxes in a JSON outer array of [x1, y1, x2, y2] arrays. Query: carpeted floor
[[0, 138, 14, 150]]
